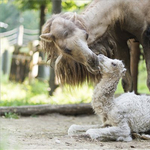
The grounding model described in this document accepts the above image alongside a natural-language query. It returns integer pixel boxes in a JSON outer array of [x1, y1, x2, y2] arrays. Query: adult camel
[[40, 0, 150, 92]]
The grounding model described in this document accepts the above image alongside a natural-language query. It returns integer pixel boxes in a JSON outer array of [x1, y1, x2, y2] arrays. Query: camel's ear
[[40, 33, 55, 42]]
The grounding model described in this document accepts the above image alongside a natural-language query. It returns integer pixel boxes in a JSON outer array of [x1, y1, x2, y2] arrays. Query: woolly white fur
[[68, 55, 150, 141]]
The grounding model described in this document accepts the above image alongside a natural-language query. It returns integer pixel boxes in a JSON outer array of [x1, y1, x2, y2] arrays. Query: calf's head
[[98, 54, 126, 77]]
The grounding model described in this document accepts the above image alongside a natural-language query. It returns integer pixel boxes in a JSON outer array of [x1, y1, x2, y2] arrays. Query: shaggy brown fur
[[40, 0, 150, 92]]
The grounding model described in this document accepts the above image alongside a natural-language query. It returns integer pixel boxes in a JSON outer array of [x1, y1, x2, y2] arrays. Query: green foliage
[[4, 112, 20, 119], [137, 60, 149, 93], [1, 75, 49, 106], [0, 2, 40, 31], [62, 0, 90, 12], [0, 0, 89, 32], [13, 0, 50, 11], [0, 2, 20, 32], [1, 59, 149, 107], [50, 84, 93, 104], [21, 10, 40, 29], [1, 74, 93, 106]]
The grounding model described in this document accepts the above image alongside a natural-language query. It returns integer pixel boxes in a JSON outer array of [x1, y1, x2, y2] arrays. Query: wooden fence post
[[2, 50, 9, 75], [0, 53, 3, 74], [37, 51, 45, 79]]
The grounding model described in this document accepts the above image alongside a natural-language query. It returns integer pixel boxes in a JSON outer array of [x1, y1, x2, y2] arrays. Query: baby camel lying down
[[68, 54, 150, 141]]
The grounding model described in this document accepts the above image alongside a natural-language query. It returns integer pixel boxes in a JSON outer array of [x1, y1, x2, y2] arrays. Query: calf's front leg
[[86, 123, 132, 142], [68, 124, 102, 136]]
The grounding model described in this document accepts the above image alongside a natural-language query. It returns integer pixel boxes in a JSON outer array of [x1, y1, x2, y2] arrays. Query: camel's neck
[[92, 74, 120, 114], [81, 0, 126, 44]]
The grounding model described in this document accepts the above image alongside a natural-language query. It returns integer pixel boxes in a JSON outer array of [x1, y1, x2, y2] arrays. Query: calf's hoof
[[117, 136, 132, 142], [68, 124, 78, 136], [86, 129, 100, 140]]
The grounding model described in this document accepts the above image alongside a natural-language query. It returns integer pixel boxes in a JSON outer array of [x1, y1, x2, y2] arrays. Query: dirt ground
[[1, 113, 150, 150]]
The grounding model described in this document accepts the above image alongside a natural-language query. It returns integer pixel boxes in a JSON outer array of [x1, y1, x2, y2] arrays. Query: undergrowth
[[0, 59, 149, 106]]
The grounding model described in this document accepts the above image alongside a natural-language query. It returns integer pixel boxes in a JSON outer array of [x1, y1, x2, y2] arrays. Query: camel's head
[[40, 13, 99, 74], [98, 54, 126, 77]]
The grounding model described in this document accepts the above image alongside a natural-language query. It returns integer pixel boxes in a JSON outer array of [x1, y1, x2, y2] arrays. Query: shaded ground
[[1, 113, 150, 150]]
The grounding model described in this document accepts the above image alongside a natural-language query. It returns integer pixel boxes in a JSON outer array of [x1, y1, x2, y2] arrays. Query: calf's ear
[[40, 33, 55, 42], [121, 68, 126, 76]]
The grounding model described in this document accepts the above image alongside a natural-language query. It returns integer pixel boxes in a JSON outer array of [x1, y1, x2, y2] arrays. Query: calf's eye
[[111, 62, 117, 66]]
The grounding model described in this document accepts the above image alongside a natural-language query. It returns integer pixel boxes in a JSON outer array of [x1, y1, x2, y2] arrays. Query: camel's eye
[[64, 48, 72, 55], [111, 62, 117, 66], [86, 33, 89, 40]]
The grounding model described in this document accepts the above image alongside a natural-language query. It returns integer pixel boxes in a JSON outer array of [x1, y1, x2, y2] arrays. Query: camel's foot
[[133, 133, 150, 140], [122, 77, 133, 92]]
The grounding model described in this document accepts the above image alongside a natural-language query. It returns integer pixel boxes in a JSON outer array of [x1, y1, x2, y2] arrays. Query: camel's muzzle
[[86, 53, 100, 74]]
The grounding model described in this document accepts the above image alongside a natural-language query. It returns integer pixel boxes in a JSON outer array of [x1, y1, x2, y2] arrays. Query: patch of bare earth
[[1, 114, 150, 150]]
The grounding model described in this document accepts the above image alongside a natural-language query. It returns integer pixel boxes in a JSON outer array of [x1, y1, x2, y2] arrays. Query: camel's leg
[[128, 39, 140, 94], [143, 25, 150, 91], [68, 124, 102, 136], [133, 133, 150, 140], [141, 134, 150, 140], [116, 41, 133, 92], [86, 123, 132, 142]]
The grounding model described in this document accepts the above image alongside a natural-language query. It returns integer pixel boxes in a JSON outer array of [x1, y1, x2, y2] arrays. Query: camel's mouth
[[86, 53, 101, 74]]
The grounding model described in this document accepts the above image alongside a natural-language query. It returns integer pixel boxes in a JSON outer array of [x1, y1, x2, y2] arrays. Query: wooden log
[[0, 103, 94, 116]]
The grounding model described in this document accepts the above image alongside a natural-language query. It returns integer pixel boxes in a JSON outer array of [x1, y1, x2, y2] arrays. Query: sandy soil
[[1, 113, 150, 150]]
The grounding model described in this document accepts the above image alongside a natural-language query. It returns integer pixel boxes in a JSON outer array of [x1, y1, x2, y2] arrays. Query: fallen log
[[0, 103, 94, 116]]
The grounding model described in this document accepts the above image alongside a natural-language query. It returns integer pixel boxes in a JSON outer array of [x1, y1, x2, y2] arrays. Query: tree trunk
[[39, 4, 46, 35], [49, 67, 59, 95], [52, 0, 62, 14], [49, 0, 62, 95], [38, 4, 46, 79], [2, 50, 9, 75]]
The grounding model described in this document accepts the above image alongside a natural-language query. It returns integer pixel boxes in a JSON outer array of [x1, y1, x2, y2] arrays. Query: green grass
[[0, 59, 149, 107], [1, 75, 50, 106], [4, 112, 20, 119], [1, 75, 93, 106]]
